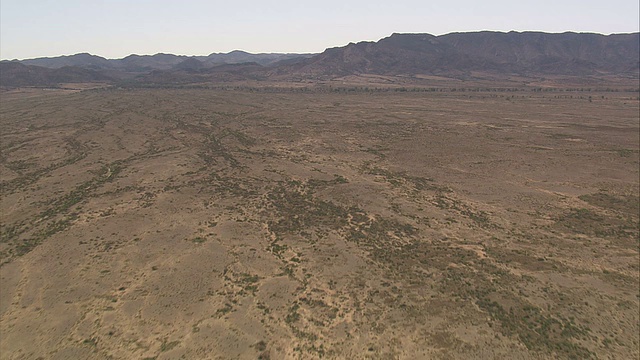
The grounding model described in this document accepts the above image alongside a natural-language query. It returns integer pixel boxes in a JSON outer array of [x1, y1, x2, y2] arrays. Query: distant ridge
[[19, 51, 313, 70], [2, 31, 638, 87], [285, 31, 640, 78], [19, 53, 113, 70], [0, 61, 111, 87]]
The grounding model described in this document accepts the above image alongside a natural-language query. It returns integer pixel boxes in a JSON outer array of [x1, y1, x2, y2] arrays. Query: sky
[[1, 0, 639, 60]]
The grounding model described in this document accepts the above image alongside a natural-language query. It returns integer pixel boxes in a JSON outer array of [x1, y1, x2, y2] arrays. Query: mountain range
[[286, 31, 639, 77], [18, 50, 311, 71], [1, 31, 638, 87]]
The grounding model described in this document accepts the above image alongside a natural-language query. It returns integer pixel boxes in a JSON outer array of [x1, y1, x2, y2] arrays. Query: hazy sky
[[1, 0, 639, 60]]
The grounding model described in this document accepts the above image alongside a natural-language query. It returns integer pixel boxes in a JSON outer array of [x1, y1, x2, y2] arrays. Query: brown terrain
[[0, 81, 638, 359], [1, 30, 639, 360], [2, 31, 638, 87]]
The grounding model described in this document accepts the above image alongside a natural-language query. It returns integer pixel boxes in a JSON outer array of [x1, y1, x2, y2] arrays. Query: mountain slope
[[116, 53, 189, 72], [204, 50, 313, 66], [135, 62, 266, 84], [0, 61, 111, 87], [287, 31, 640, 78], [20, 53, 114, 70], [5, 31, 639, 87], [18, 52, 313, 71]]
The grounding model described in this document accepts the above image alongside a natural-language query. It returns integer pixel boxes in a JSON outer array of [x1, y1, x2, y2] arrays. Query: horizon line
[[2, 29, 639, 61]]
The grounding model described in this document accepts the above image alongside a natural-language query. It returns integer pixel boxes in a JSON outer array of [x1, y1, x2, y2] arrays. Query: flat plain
[[1, 86, 638, 359]]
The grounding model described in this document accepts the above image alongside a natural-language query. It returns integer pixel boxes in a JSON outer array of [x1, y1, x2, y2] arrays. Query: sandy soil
[[1, 87, 638, 359]]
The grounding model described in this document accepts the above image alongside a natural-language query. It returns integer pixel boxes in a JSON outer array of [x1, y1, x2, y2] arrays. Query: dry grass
[[0, 86, 638, 359]]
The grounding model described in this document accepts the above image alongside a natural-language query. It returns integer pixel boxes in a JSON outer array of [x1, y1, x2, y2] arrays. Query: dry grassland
[[1, 87, 638, 359]]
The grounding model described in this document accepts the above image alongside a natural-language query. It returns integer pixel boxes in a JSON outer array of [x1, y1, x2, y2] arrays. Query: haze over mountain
[[19, 51, 313, 70], [1, 31, 638, 87]]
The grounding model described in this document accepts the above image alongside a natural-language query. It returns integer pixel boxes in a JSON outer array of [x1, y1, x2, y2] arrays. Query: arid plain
[[1, 85, 638, 359]]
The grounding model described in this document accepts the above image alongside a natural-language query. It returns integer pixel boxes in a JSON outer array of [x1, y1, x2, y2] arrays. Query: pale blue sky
[[1, 0, 638, 60]]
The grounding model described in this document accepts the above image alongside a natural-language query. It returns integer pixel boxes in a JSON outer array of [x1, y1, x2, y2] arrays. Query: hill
[[20, 53, 114, 70], [3, 31, 639, 87], [135, 62, 266, 84], [0, 61, 111, 87], [17, 51, 312, 71], [286, 31, 640, 78], [203, 50, 314, 66]]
